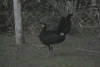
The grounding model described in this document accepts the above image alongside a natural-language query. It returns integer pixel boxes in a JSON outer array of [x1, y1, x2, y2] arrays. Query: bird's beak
[[42, 25, 45, 27], [71, 16, 73, 18]]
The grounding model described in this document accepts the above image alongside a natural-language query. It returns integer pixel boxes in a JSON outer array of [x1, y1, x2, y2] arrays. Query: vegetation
[[0, 0, 100, 67], [0, 35, 100, 67], [0, 0, 100, 36]]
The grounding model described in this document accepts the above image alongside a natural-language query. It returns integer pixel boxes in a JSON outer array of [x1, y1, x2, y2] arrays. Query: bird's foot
[[48, 48, 53, 56], [45, 46, 53, 57], [45, 49, 53, 57]]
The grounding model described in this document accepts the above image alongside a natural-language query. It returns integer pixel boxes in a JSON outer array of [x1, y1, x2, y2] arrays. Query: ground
[[0, 34, 100, 67]]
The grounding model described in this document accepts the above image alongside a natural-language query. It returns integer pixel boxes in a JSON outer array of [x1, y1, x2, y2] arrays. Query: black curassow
[[38, 23, 65, 55], [47, 13, 73, 36]]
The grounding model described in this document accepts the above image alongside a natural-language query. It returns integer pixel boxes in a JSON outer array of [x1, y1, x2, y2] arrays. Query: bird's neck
[[66, 17, 71, 21], [40, 27, 47, 36]]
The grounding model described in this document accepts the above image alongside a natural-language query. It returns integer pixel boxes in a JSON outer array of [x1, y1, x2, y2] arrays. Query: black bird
[[47, 13, 73, 36], [38, 23, 65, 55]]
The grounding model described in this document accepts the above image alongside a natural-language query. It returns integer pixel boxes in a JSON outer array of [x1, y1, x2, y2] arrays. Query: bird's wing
[[42, 34, 65, 44], [46, 26, 58, 34]]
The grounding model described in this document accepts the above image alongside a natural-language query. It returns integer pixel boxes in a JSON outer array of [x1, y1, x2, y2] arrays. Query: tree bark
[[13, 0, 25, 45]]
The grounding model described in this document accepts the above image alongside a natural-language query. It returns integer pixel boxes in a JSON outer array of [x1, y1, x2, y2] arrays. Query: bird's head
[[38, 23, 47, 37], [42, 23, 47, 28], [67, 13, 73, 19]]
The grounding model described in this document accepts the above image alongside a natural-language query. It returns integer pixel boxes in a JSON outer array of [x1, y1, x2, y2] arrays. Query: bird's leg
[[48, 45, 51, 56], [48, 46, 53, 56], [44, 45, 50, 57], [46, 45, 53, 57], [50, 46, 53, 54], [45, 45, 54, 57]]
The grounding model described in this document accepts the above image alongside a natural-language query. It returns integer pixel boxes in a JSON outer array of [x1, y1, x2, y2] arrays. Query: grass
[[0, 36, 10, 67], [0, 35, 100, 67], [26, 56, 94, 67], [18, 55, 93, 67], [63, 37, 90, 49], [0, 37, 9, 59]]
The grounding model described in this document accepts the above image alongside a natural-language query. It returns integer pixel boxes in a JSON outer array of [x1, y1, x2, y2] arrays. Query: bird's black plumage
[[47, 13, 73, 36], [39, 23, 65, 54]]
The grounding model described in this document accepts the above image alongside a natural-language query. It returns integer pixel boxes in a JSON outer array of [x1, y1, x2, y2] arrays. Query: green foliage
[[5, 21, 10, 26], [46, 0, 99, 36], [0, 35, 2, 44], [47, 0, 86, 36], [47, 0, 72, 17], [0, 0, 98, 36], [0, 0, 14, 34], [1, 0, 7, 7], [23, 12, 33, 21]]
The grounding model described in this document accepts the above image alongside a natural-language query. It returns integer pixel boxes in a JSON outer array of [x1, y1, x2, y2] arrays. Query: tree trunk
[[13, 0, 25, 45]]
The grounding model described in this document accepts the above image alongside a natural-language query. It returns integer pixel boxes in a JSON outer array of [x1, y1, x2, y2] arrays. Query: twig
[[7, 12, 14, 26], [75, 48, 100, 53], [32, 44, 44, 47]]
